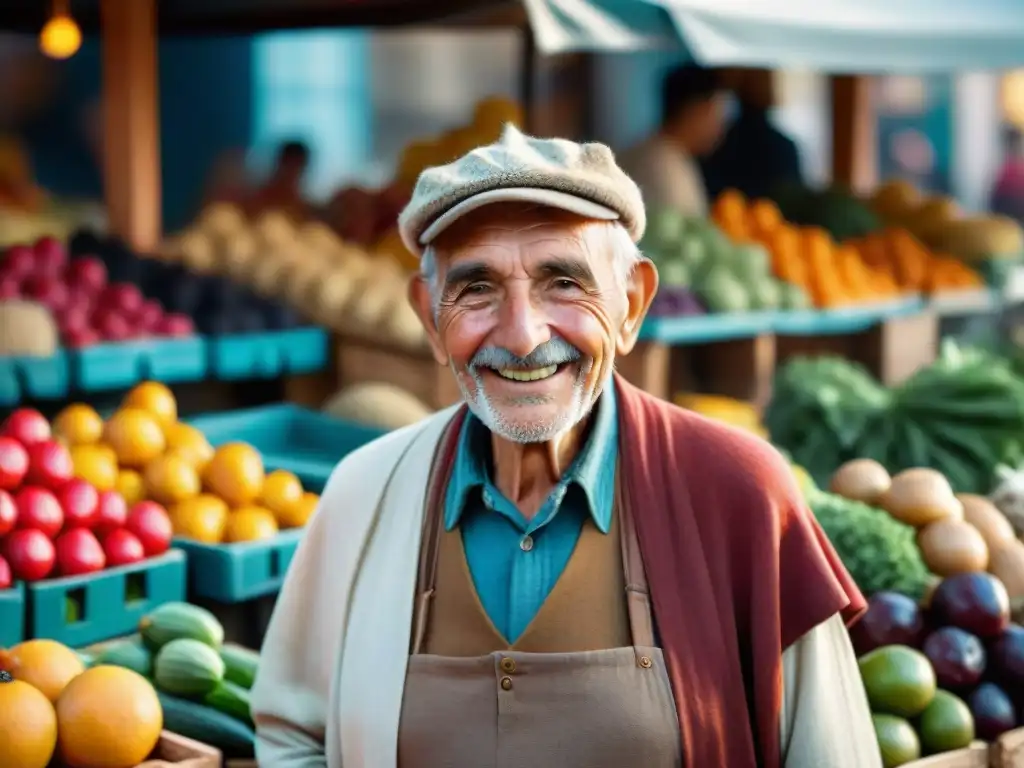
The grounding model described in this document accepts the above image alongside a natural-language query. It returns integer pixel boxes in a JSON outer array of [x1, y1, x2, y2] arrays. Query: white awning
[[523, 0, 1024, 72]]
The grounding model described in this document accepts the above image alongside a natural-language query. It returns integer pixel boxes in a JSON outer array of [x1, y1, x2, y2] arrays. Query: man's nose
[[494, 287, 550, 360]]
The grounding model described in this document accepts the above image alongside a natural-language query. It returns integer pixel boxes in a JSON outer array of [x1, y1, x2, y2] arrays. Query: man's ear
[[616, 258, 658, 356], [408, 274, 449, 366]]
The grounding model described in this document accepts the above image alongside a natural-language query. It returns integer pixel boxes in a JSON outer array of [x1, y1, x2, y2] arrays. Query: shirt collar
[[444, 381, 618, 533]]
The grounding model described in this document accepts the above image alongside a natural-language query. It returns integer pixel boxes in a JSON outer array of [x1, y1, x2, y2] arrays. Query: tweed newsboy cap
[[397, 124, 646, 256]]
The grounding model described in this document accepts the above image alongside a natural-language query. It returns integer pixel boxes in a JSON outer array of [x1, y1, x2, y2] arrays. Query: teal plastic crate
[[174, 529, 305, 602], [27, 549, 186, 647], [188, 403, 383, 492], [0, 352, 70, 405], [71, 337, 208, 392], [207, 327, 328, 380], [0, 582, 25, 647]]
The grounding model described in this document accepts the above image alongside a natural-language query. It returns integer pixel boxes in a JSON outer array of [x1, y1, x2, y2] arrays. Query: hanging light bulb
[[39, 0, 82, 60]]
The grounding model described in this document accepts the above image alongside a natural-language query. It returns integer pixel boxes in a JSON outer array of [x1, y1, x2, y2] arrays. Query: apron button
[[639, 655, 653, 669], [500, 676, 513, 691], [500, 657, 517, 673]]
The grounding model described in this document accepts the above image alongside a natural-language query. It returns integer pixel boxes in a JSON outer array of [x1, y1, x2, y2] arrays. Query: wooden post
[[830, 75, 877, 193], [101, 0, 161, 252]]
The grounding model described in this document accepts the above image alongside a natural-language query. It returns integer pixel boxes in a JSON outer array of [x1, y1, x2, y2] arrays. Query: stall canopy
[[523, 0, 1024, 72]]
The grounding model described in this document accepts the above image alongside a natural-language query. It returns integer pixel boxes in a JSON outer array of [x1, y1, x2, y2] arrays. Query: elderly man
[[251, 125, 880, 768]]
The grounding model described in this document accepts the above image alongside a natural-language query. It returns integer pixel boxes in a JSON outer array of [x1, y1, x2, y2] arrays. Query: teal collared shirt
[[444, 383, 618, 642]]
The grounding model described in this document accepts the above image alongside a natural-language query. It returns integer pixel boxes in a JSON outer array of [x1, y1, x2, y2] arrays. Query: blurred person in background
[[252, 139, 311, 219], [991, 126, 1024, 222], [202, 148, 253, 209], [620, 64, 726, 217], [701, 68, 804, 200]]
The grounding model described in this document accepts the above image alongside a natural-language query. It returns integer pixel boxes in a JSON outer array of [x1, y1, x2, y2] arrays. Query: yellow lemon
[[115, 469, 146, 506], [102, 408, 166, 468], [162, 422, 214, 470], [144, 454, 200, 505], [224, 506, 279, 543], [69, 444, 118, 492], [203, 442, 264, 507], [170, 494, 229, 543], [261, 469, 303, 515], [52, 404, 104, 446], [276, 491, 319, 529], [122, 381, 178, 427]]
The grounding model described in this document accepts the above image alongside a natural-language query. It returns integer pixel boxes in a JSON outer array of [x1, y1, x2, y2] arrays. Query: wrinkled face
[[410, 205, 657, 444]]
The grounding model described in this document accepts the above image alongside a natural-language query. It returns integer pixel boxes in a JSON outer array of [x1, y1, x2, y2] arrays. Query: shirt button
[[500, 657, 516, 673], [500, 676, 513, 691], [520, 535, 534, 552]]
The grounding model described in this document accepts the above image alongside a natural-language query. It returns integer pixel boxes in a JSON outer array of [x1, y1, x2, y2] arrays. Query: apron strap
[[617, 475, 657, 650], [411, 412, 464, 655]]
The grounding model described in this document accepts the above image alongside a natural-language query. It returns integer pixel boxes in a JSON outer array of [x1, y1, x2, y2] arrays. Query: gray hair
[[420, 220, 643, 306]]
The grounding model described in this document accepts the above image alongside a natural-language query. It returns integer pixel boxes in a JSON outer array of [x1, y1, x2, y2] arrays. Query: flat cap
[[398, 124, 646, 256]]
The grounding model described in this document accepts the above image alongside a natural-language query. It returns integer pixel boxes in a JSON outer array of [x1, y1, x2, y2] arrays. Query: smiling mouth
[[489, 364, 565, 382]]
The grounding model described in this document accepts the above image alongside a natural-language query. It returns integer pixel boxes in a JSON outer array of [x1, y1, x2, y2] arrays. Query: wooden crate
[[904, 742, 990, 768], [993, 727, 1024, 768], [226, 761, 258, 768], [131, 731, 221, 768]]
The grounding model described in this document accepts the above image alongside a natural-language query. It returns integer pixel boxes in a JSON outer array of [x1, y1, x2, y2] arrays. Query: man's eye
[[462, 283, 490, 296], [552, 278, 579, 291]]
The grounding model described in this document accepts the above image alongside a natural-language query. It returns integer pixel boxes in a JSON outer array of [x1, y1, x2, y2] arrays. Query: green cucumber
[[140, 602, 224, 650], [95, 637, 154, 678], [220, 644, 260, 689], [157, 692, 256, 759], [203, 680, 253, 725], [154, 638, 225, 697]]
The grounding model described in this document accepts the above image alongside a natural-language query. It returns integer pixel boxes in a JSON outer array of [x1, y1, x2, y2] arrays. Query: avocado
[[918, 690, 974, 755], [859, 645, 937, 718], [872, 714, 920, 768]]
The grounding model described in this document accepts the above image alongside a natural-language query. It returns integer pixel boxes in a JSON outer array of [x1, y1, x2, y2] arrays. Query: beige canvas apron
[[397, 473, 682, 768]]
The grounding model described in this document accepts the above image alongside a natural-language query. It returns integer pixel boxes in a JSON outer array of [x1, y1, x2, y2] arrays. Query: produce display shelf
[[72, 336, 208, 392], [928, 288, 999, 316], [0, 351, 70, 406], [26, 549, 186, 648], [173, 528, 305, 603], [187, 403, 384, 493], [206, 326, 329, 381], [0, 582, 25, 646], [772, 297, 925, 336], [639, 311, 777, 343]]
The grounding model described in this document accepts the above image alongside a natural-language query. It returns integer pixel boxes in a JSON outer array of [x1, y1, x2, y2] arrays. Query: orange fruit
[[262, 469, 303, 514], [0, 673, 57, 768], [171, 494, 229, 543], [114, 469, 146, 506], [203, 442, 264, 507], [102, 408, 166, 468], [224, 505, 279, 543], [56, 665, 162, 768], [52, 404, 104, 446], [163, 422, 214, 469], [0, 639, 85, 703], [122, 381, 177, 427], [276, 491, 320, 529], [69, 444, 118, 492], [143, 453, 200, 505]]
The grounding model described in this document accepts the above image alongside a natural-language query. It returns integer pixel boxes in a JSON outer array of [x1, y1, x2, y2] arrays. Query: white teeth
[[495, 365, 558, 382]]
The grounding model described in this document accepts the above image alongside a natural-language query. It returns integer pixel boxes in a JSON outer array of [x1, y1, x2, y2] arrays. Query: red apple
[[155, 314, 194, 337], [14, 486, 64, 538], [55, 528, 106, 576], [0, 554, 11, 590], [94, 310, 133, 342], [0, 436, 29, 490], [126, 501, 172, 556], [25, 440, 73, 489], [102, 528, 145, 567], [34, 236, 67, 276], [1, 408, 51, 445], [58, 478, 99, 530], [3, 244, 35, 279], [65, 257, 107, 292], [5, 528, 56, 581], [133, 300, 164, 333], [58, 305, 92, 335], [94, 490, 128, 537], [63, 327, 101, 348], [0, 489, 16, 536], [0, 275, 20, 299], [22, 276, 69, 312], [102, 283, 144, 315]]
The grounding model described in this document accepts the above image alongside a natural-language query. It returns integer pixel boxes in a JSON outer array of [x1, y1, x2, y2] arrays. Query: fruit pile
[[0, 406, 173, 588], [84, 601, 258, 759], [711, 190, 984, 308], [0, 236, 195, 348], [0, 638, 164, 768], [63, 381, 320, 545], [853, 572, 1024, 766]]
